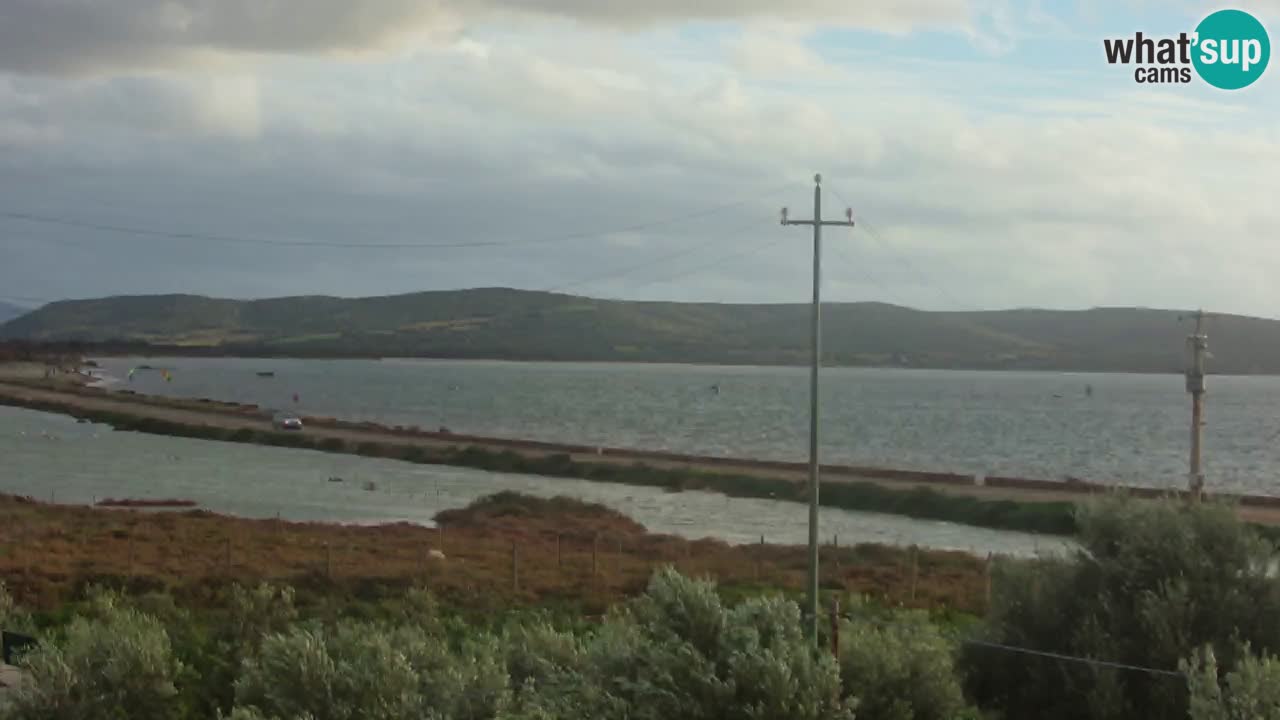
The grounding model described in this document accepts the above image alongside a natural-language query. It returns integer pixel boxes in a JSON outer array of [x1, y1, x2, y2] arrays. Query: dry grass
[[0, 493, 991, 615]]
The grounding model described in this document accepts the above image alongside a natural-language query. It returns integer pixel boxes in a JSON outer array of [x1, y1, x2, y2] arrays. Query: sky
[[1, 0, 1278, 315]]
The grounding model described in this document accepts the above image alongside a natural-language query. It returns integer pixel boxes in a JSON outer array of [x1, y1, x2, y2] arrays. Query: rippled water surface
[[0, 406, 1067, 556], [90, 357, 1280, 493]]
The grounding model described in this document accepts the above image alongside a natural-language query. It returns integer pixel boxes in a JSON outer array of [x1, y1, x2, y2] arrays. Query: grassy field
[[0, 492, 993, 617]]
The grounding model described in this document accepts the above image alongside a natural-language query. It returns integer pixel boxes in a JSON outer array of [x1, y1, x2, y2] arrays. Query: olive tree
[[840, 612, 967, 720], [507, 567, 854, 720], [1185, 646, 1280, 720], [3, 604, 184, 720], [231, 621, 511, 720], [964, 496, 1280, 720]]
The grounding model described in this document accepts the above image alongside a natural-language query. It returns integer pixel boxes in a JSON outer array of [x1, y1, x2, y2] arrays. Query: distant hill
[[0, 301, 31, 325], [0, 288, 1273, 373]]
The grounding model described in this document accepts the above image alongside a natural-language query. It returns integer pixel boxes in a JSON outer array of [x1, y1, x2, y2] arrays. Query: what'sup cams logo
[[1104, 8, 1270, 89]]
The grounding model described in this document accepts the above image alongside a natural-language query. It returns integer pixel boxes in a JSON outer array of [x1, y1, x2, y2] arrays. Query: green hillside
[[0, 288, 1270, 373]]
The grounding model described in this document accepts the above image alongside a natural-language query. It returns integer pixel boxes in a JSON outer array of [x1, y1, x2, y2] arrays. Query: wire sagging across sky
[[0, 181, 794, 252]]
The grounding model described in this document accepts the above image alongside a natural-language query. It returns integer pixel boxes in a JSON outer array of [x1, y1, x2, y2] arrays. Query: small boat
[[256, 371, 275, 378], [363, 481, 377, 492], [328, 476, 344, 483]]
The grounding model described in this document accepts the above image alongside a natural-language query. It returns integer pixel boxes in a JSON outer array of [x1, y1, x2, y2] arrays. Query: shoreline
[[4, 377, 1280, 534], [1, 342, 1261, 376]]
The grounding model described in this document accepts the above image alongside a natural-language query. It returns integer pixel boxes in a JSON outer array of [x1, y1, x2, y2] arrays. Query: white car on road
[[272, 411, 303, 431]]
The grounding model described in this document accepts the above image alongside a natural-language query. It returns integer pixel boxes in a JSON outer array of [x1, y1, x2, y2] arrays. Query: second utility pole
[[782, 174, 854, 647], [1186, 310, 1209, 501]]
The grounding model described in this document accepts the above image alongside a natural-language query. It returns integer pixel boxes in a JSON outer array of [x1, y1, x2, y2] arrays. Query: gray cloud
[[1, 6, 1277, 316], [0, 0, 980, 74]]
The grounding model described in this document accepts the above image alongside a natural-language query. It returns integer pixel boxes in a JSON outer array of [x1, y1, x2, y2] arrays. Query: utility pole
[[1185, 310, 1209, 501], [781, 174, 854, 646]]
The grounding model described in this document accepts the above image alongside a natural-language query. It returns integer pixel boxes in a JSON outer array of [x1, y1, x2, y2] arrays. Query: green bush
[[508, 568, 854, 720], [839, 611, 968, 720], [231, 622, 511, 720], [964, 496, 1280, 720], [228, 583, 298, 654], [1185, 645, 1280, 720], [4, 602, 184, 720]]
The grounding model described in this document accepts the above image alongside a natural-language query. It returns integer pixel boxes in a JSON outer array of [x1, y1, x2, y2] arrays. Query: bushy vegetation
[[8, 497, 1280, 720], [3, 591, 184, 720], [965, 496, 1280, 720], [1185, 646, 1280, 720], [1, 570, 961, 720], [839, 611, 967, 720]]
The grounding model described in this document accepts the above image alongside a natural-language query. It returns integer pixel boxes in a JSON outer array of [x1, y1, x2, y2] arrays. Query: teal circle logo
[[1192, 9, 1270, 90]]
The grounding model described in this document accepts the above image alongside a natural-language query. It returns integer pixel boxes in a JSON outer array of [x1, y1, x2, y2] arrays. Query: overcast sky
[[1, 0, 1278, 314]]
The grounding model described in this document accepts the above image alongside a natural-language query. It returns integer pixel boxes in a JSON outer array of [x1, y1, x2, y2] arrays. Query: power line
[[542, 210, 784, 295], [961, 639, 1185, 679], [620, 232, 790, 291], [0, 230, 788, 311], [0, 182, 793, 252], [824, 184, 972, 311], [842, 611, 1185, 679]]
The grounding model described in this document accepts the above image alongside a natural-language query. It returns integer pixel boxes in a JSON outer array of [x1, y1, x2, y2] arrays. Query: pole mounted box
[[1185, 373, 1205, 394]]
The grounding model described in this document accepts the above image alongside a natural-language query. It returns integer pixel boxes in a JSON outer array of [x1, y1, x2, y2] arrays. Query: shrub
[[1185, 645, 1280, 720], [231, 622, 512, 720], [4, 604, 184, 720], [964, 496, 1280, 720], [839, 611, 967, 720], [510, 568, 853, 720], [228, 583, 298, 653]]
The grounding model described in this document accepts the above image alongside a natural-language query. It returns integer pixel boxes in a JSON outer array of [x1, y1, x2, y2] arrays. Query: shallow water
[[0, 405, 1069, 557]]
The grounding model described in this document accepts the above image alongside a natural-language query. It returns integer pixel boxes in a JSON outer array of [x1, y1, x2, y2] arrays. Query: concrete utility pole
[[781, 174, 854, 647], [1185, 310, 1209, 501]]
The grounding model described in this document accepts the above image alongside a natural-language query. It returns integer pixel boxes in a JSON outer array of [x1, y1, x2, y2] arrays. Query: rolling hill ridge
[[1, 288, 1274, 374]]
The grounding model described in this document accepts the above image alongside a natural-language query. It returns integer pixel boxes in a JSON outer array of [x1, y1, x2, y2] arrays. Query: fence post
[[324, 542, 332, 581], [556, 534, 562, 569], [829, 597, 840, 657], [909, 545, 919, 602], [756, 535, 764, 581], [511, 541, 519, 593], [592, 534, 599, 591], [984, 553, 993, 611], [833, 534, 840, 576]]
